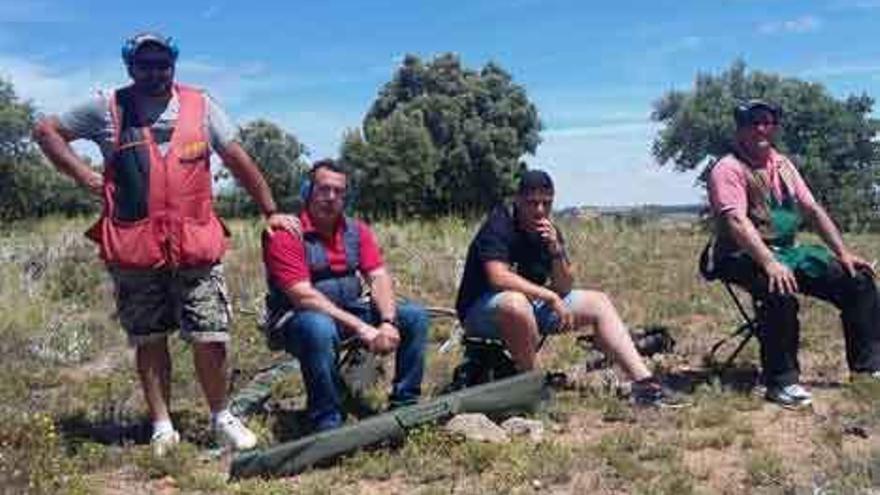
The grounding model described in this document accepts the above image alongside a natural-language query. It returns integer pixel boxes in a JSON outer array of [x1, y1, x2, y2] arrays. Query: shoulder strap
[[304, 232, 329, 272], [776, 156, 800, 201], [342, 217, 361, 273], [303, 218, 361, 276], [114, 86, 140, 130]]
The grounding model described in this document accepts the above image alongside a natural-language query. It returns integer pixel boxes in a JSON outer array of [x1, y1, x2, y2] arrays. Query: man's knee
[[756, 294, 799, 329], [570, 289, 614, 321], [851, 270, 878, 295], [286, 311, 339, 354], [760, 293, 799, 311], [494, 291, 534, 320], [397, 302, 429, 341]]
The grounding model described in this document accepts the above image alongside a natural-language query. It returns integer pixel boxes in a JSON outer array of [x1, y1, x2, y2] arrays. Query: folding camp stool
[[698, 239, 760, 371], [444, 330, 556, 391], [704, 282, 761, 370]]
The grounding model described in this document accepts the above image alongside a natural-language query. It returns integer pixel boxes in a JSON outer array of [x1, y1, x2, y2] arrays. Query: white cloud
[[830, 0, 880, 9], [528, 121, 702, 207], [799, 61, 880, 78], [0, 1, 77, 22], [758, 15, 822, 35], [175, 58, 286, 106], [0, 55, 124, 114]]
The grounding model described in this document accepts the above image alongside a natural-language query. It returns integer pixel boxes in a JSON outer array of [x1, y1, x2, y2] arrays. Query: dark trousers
[[717, 254, 880, 387]]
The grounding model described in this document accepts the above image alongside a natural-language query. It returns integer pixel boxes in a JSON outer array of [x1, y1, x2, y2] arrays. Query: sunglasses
[[750, 118, 778, 128], [133, 59, 173, 71]]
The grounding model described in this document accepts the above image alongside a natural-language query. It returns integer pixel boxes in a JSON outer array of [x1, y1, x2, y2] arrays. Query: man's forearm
[[368, 269, 397, 320], [284, 285, 365, 335], [33, 117, 100, 188], [725, 213, 776, 268], [548, 256, 574, 295], [488, 265, 559, 303], [219, 143, 278, 216], [809, 205, 848, 257]]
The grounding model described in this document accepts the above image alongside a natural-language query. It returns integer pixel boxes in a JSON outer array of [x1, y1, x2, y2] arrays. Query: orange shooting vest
[[87, 83, 228, 269]]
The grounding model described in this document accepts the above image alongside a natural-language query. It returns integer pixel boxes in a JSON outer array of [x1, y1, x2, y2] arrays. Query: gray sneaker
[[765, 384, 812, 409], [631, 380, 690, 409]]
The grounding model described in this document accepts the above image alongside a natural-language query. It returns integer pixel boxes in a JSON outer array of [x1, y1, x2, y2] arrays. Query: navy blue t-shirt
[[455, 204, 564, 320]]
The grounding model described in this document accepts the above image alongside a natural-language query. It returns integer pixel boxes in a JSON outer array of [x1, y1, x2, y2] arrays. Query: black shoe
[[631, 379, 690, 409]]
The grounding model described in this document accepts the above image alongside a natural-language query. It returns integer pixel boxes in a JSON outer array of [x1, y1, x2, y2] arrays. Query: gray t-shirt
[[59, 87, 237, 160]]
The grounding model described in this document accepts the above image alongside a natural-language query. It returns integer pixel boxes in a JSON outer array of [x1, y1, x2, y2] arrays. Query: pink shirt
[[708, 150, 816, 217]]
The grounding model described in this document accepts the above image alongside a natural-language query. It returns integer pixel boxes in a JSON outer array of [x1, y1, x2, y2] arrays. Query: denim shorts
[[461, 290, 585, 340]]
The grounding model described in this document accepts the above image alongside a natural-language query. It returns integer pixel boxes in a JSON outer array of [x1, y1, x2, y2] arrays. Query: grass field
[[2, 215, 880, 494]]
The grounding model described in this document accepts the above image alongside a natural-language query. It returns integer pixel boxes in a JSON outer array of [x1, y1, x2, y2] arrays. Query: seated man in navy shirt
[[455, 169, 683, 407]]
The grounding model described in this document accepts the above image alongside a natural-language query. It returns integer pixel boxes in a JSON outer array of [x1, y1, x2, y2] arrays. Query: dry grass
[[2, 215, 880, 494]]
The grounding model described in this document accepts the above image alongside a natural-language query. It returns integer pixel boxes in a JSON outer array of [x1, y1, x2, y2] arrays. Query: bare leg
[[494, 291, 541, 371], [136, 338, 172, 422], [573, 290, 651, 381], [192, 341, 228, 413]]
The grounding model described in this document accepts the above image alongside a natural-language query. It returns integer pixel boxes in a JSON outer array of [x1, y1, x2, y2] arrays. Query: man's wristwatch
[[380, 316, 396, 325]]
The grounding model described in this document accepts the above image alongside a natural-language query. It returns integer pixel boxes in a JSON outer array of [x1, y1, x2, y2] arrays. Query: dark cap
[[517, 169, 554, 195], [734, 99, 782, 128]]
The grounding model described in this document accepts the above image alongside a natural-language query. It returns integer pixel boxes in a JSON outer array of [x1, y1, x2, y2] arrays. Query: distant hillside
[[558, 204, 704, 222]]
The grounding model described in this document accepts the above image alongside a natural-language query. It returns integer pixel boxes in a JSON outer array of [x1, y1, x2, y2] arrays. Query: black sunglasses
[[133, 59, 173, 70]]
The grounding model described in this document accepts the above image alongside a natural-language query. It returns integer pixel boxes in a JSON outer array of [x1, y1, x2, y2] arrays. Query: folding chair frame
[[706, 282, 760, 371]]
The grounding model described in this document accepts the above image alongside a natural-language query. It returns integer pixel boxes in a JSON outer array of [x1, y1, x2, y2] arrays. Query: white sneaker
[[783, 384, 812, 400], [214, 414, 257, 451], [766, 383, 812, 409], [151, 429, 180, 457]]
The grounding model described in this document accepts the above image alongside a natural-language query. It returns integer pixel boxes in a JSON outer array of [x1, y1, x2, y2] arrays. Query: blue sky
[[2, 0, 880, 207]]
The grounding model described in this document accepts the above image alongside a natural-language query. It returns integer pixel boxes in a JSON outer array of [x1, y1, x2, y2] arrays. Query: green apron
[[713, 152, 833, 279], [763, 191, 832, 278]]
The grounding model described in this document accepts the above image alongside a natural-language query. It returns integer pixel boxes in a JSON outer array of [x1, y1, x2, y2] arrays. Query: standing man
[[707, 99, 880, 408], [455, 169, 682, 407], [262, 159, 429, 432], [33, 32, 297, 454]]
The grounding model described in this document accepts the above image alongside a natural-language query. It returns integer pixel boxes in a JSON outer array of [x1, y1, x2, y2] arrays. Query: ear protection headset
[[299, 161, 357, 212], [298, 175, 314, 204], [121, 32, 179, 67]]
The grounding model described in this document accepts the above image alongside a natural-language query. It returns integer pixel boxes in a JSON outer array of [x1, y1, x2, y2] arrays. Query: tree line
[[1, 56, 878, 229]]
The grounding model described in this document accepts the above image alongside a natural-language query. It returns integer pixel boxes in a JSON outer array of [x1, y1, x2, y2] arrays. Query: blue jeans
[[282, 300, 428, 431], [462, 290, 586, 340]]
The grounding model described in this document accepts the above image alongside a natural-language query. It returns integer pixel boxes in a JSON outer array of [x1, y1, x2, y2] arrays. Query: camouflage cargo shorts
[[109, 263, 232, 346]]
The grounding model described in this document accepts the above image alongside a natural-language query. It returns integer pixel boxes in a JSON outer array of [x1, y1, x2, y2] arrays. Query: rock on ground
[[444, 413, 510, 443]]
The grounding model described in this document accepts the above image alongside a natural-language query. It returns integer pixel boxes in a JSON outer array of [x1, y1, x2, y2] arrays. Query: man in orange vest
[[33, 32, 298, 455]]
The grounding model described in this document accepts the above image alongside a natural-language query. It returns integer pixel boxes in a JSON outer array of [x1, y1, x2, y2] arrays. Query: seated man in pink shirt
[[261, 159, 428, 432], [706, 100, 880, 408]]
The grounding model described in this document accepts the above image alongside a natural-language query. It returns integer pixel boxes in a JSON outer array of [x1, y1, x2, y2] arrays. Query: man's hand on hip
[[84, 171, 103, 196]]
